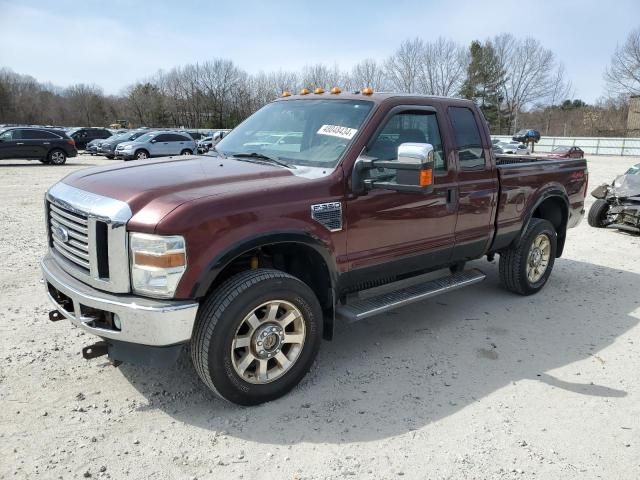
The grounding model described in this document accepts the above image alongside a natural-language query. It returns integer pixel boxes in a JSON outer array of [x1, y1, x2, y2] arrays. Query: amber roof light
[[300, 88, 310, 95], [314, 87, 325, 94], [362, 87, 374, 95], [281, 91, 291, 97], [330, 87, 342, 94]]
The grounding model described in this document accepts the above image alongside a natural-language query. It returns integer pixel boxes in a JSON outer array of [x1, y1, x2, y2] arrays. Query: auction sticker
[[317, 125, 357, 139]]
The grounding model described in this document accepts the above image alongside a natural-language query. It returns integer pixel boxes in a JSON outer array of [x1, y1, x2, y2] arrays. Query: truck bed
[[495, 154, 560, 166], [492, 155, 588, 251]]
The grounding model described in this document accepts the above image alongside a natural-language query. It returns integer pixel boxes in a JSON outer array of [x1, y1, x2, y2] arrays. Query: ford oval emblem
[[52, 224, 69, 243]]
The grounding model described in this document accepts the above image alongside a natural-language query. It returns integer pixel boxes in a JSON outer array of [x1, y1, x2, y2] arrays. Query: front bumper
[[41, 252, 198, 347], [114, 150, 135, 160]]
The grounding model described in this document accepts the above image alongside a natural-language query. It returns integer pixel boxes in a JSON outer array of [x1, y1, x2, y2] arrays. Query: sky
[[0, 0, 638, 103]]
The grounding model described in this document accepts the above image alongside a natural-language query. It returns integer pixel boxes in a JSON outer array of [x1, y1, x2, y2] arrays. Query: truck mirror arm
[[351, 157, 435, 195]]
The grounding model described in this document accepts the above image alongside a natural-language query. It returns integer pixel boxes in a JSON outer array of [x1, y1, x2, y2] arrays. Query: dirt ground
[[1, 153, 639, 480]]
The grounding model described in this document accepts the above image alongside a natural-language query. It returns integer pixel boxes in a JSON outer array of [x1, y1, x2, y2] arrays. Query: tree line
[[1, 28, 639, 136]]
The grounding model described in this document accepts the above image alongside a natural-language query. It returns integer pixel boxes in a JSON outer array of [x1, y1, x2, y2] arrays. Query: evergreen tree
[[461, 40, 506, 133]]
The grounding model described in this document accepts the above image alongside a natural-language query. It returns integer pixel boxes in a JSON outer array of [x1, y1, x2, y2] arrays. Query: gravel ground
[[1, 153, 639, 480]]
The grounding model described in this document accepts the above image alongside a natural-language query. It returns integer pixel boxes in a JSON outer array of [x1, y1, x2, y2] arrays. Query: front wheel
[[191, 269, 322, 405], [587, 199, 610, 228], [134, 149, 149, 160], [180, 149, 193, 155], [499, 218, 557, 295]]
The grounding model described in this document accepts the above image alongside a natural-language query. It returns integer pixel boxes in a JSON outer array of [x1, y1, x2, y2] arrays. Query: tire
[[499, 218, 557, 296], [587, 199, 610, 228], [134, 149, 149, 160], [180, 149, 193, 155], [48, 149, 67, 165], [191, 269, 323, 406], [106, 155, 114, 159]]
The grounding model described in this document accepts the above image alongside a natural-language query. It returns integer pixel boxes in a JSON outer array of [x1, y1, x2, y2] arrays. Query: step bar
[[336, 269, 486, 323]]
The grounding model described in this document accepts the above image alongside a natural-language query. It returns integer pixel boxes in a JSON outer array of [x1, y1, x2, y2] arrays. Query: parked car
[[197, 136, 213, 154], [114, 131, 196, 160], [588, 162, 640, 233], [493, 142, 530, 155], [512, 129, 541, 143], [547, 146, 584, 159], [183, 131, 208, 141], [67, 127, 113, 150], [41, 92, 587, 405], [98, 130, 148, 159], [0, 126, 77, 164], [86, 135, 119, 155]]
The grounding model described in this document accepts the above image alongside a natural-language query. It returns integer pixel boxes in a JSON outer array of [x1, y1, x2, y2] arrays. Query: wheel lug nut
[[260, 350, 265, 355], [257, 341, 262, 346]]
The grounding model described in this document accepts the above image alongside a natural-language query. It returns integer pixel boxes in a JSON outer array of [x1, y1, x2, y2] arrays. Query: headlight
[[130, 233, 187, 298]]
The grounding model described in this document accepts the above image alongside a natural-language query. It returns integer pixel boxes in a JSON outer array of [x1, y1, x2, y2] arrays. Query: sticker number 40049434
[[317, 124, 358, 140]]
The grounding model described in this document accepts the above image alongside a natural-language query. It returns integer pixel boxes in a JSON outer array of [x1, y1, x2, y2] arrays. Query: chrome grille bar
[[46, 182, 133, 293], [50, 211, 89, 235], [49, 203, 88, 225]]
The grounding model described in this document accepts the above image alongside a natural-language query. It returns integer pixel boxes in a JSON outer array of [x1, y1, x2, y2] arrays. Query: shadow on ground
[[119, 257, 639, 444]]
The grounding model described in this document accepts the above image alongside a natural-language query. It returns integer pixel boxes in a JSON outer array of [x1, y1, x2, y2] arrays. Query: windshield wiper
[[231, 152, 295, 169]]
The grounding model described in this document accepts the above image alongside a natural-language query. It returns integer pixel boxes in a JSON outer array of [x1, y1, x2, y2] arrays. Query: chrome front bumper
[[41, 253, 198, 346]]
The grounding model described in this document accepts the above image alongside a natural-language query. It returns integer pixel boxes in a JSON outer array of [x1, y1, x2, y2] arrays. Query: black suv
[[67, 127, 112, 150], [0, 127, 78, 165]]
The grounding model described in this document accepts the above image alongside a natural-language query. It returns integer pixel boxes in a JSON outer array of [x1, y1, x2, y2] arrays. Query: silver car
[[115, 131, 197, 161]]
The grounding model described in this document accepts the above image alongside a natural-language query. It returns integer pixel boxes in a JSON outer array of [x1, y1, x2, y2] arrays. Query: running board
[[336, 269, 486, 323]]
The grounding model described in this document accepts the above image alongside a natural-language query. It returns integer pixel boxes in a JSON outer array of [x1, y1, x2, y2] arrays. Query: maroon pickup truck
[[42, 91, 588, 405]]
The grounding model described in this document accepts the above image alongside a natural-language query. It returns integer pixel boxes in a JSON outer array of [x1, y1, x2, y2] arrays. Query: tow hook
[[82, 341, 108, 360], [48, 310, 64, 322]]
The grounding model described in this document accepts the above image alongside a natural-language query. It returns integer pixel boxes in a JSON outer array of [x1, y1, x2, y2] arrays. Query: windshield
[[133, 132, 157, 143], [626, 164, 640, 175], [216, 99, 373, 168]]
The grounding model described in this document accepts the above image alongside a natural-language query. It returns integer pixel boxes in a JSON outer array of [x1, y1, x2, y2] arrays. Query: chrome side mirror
[[352, 142, 436, 194]]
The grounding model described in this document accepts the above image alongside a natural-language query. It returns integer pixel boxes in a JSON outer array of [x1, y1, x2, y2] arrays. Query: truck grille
[[46, 183, 133, 293], [49, 203, 91, 273]]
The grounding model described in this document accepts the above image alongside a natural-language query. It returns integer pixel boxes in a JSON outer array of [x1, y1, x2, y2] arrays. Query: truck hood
[[60, 155, 295, 226]]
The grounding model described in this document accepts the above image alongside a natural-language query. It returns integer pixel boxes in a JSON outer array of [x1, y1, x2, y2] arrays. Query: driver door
[[0, 129, 19, 159], [345, 107, 457, 280]]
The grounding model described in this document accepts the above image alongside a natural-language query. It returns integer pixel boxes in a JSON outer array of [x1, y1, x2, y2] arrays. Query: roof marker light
[[314, 87, 325, 94], [362, 87, 374, 95], [281, 91, 291, 97], [300, 88, 310, 95], [330, 87, 342, 94]]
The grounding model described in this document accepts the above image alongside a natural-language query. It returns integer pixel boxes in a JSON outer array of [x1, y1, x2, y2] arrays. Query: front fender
[[188, 229, 339, 299]]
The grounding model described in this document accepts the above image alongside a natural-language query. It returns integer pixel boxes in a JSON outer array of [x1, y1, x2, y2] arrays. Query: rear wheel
[[499, 218, 557, 295], [48, 149, 67, 165], [180, 149, 193, 155], [191, 269, 322, 405], [587, 199, 610, 228]]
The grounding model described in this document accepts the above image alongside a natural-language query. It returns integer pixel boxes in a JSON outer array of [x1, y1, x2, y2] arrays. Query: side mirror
[[352, 143, 435, 194], [151, 139, 157, 143]]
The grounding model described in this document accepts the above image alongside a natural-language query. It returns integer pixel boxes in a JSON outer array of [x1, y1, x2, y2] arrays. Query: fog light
[[113, 314, 121, 331]]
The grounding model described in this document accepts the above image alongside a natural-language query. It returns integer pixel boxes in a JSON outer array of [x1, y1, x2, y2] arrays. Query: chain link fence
[[493, 136, 640, 156]]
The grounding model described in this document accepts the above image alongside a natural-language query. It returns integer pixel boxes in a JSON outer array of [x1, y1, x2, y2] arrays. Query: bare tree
[[350, 58, 388, 91], [604, 27, 640, 96], [491, 34, 562, 132], [418, 37, 468, 96], [541, 64, 573, 134], [385, 38, 424, 93]]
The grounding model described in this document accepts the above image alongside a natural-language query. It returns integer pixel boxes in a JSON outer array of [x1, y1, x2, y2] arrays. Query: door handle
[[446, 187, 457, 205], [16, 142, 24, 145]]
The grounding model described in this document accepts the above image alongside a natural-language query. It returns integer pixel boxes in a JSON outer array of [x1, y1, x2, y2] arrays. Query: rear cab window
[[448, 107, 486, 170]]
